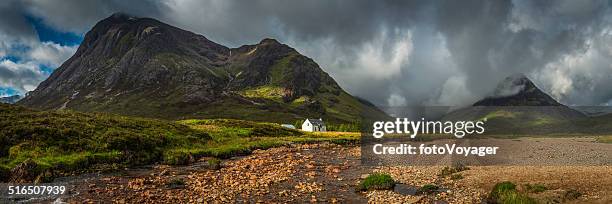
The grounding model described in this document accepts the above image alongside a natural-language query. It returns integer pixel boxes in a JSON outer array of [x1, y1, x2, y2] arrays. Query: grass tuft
[[524, 183, 547, 193], [450, 174, 464, 180], [489, 181, 537, 204], [418, 184, 440, 194], [439, 163, 470, 177], [596, 136, 612, 143], [356, 173, 395, 191], [163, 151, 193, 165], [207, 158, 221, 170]]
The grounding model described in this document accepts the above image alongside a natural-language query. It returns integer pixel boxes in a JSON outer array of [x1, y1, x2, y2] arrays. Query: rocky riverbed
[[31, 138, 612, 203]]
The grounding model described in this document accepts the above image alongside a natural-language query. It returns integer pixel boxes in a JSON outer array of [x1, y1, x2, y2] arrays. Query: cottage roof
[[307, 118, 325, 126]]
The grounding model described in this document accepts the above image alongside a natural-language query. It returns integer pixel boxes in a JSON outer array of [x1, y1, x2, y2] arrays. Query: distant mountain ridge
[[443, 74, 585, 134], [473, 74, 561, 106], [19, 13, 385, 123], [0, 95, 21, 104]]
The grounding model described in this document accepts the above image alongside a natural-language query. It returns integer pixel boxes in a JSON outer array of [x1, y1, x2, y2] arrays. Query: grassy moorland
[[597, 135, 612, 143], [169, 119, 358, 163], [0, 104, 358, 182], [0, 103, 210, 181]]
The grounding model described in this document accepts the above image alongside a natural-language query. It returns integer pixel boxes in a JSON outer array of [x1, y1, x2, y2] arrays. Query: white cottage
[[302, 118, 326, 132]]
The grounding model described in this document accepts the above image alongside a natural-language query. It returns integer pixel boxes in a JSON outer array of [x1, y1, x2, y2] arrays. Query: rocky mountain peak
[[490, 73, 532, 97], [473, 74, 561, 106], [259, 38, 281, 45], [18, 13, 384, 123]]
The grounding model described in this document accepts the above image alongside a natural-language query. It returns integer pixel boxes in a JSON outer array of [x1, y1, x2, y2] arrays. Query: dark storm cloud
[[153, 0, 612, 106], [2, 0, 612, 105], [0, 0, 81, 93], [0, 1, 37, 41], [23, 0, 167, 33]]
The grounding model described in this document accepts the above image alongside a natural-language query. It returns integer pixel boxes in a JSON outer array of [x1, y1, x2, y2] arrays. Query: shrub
[[207, 158, 221, 170], [450, 174, 464, 180], [163, 151, 193, 165], [356, 173, 395, 191], [490, 181, 517, 199], [250, 125, 300, 137], [499, 192, 537, 204], [103, 129, 164, 152], [418, 184, 439, 194], [325, 122, 361, 132], [439, 163, 470, 177], [489, 181, 536, 204], [190, 132, 212, 141]]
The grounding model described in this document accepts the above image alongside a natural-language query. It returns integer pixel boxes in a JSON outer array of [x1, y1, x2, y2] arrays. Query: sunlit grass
[[0, 102, 362, 181], [596, 135, 612, 143]]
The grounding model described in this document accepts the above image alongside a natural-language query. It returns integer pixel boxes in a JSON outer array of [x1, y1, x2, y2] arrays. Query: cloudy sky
[[1, 0, 612, 107]]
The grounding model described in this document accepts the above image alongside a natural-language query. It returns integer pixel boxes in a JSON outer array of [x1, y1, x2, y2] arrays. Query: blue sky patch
[[39, 64, 55, 74], [26, 15, 83, 46], [0, 15, 82, 95], [0, 87, 20, 97], [1, 55, 21, 63]]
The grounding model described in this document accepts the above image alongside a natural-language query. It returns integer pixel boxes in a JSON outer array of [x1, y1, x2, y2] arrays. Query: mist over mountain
[[443, 74, 585, 131], [19, 13, 384, 123], [473, 74, 561, 106]]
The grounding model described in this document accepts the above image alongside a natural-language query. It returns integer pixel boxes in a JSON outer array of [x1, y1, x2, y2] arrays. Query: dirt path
[[32, 139, 612, 203]]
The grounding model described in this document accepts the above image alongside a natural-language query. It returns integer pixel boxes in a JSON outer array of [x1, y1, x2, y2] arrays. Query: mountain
[[473, 74, 561, 106], [571, 106, 612, 117], [0, 95, 21, 104], [443, 74, 585, 135], [18, 13, 385, 123]]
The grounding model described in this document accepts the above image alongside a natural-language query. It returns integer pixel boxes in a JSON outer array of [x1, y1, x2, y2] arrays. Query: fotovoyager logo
[[372, 143, 499, 156]]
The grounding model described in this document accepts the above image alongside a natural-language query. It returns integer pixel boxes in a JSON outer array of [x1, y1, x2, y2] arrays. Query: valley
[[0, 103, 359, 184], [1, 12, 611, 204], [1, 103, 611, 203], [10, 141, 610, 203]]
